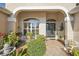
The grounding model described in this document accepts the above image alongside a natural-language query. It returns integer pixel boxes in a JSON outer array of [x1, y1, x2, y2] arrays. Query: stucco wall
[[18, 11, 46, 20], [0, 12, 8, 33], [74, 13, 79, 31], [73, 13, 79, 42]]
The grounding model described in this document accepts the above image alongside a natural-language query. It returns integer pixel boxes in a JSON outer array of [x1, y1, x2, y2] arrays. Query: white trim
[[35, 24, 37, 39], [13, 6, 68, 16], [30, 23, 32, 32]]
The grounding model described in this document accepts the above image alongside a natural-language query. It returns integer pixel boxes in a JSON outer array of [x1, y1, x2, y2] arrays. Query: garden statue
[[0, 44, 16, 56]]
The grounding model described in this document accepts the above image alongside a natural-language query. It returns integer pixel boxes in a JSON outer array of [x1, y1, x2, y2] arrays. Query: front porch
[[45, 40, 69, 56], [14, 11, 65, 40], [9, 6, 73, 48]]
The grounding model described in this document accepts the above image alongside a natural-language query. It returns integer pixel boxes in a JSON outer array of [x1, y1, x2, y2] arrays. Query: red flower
[[0, 32, 5, 37]]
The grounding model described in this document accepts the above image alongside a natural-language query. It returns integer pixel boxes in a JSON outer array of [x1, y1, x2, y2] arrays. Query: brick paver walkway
[[45, 40, 69, 56]]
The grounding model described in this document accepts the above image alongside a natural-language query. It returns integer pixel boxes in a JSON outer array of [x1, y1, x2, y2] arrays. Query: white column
[[39, 19, 46, 36], [8, 16, 16, 33], [30, 23, 32, 32], [22, 20, 24, 35], [35, 24, 37, 39], [66, 17, 73, 40], [65, 15, 73, 47]]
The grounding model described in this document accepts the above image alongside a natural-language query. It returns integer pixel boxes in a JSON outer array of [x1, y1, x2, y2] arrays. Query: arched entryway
[[12, 6, 73, 47]]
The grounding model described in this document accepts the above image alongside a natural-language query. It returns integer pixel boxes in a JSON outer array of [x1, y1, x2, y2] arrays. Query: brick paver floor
[[45, 40, 69, 56]]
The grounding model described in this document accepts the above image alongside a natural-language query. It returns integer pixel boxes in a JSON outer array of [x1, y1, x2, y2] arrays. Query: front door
[[46, 19, 56, 39]]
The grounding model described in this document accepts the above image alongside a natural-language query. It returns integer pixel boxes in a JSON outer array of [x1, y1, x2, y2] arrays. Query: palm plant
[[3, 32, 19, 47]]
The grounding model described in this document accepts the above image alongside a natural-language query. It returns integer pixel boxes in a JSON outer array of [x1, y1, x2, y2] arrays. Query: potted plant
[[0, 32, 5, 40], [26, 32, 33, 41], [0, 32, 5, 49], [67, 40, 76, 54]]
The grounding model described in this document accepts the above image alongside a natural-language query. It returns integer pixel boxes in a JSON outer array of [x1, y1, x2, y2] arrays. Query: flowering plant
[[0, 32, 5, 38]]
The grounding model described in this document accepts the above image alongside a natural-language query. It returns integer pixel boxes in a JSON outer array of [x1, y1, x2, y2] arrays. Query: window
[[24, 18, 39, 39], [0, 3, 5, 8], [76, 3, 79, 6]]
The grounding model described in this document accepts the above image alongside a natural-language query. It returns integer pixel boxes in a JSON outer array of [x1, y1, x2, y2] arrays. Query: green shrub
[[0, 39, 4, 49], [27, 35, 46, 56], [26, 32, 33, 40], [3, 32, 19, 46], [26, 32, 33, 37], [72, 48, 79, 56]]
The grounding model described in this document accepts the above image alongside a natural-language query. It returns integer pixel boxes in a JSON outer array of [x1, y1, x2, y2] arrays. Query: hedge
[[27, 35, 46, 56]]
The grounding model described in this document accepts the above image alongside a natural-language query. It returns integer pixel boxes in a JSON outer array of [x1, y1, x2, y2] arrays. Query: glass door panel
[[23, 19, 39, 39], [46, 22, 56, 37], [32, 29, 35, 39]]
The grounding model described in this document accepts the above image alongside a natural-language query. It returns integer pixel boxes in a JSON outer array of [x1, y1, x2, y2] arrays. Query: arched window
[[24, 18, 39, 28], [23, 18, 39, 39]]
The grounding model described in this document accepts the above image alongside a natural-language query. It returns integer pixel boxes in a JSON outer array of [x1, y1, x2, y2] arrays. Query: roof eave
[[0, 8, 12, 16], [69, 6, 79, 15]]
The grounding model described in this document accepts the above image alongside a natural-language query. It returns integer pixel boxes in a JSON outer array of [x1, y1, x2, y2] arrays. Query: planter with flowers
[[0, 32, 5, 49], [0, 32, 5, 40]]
